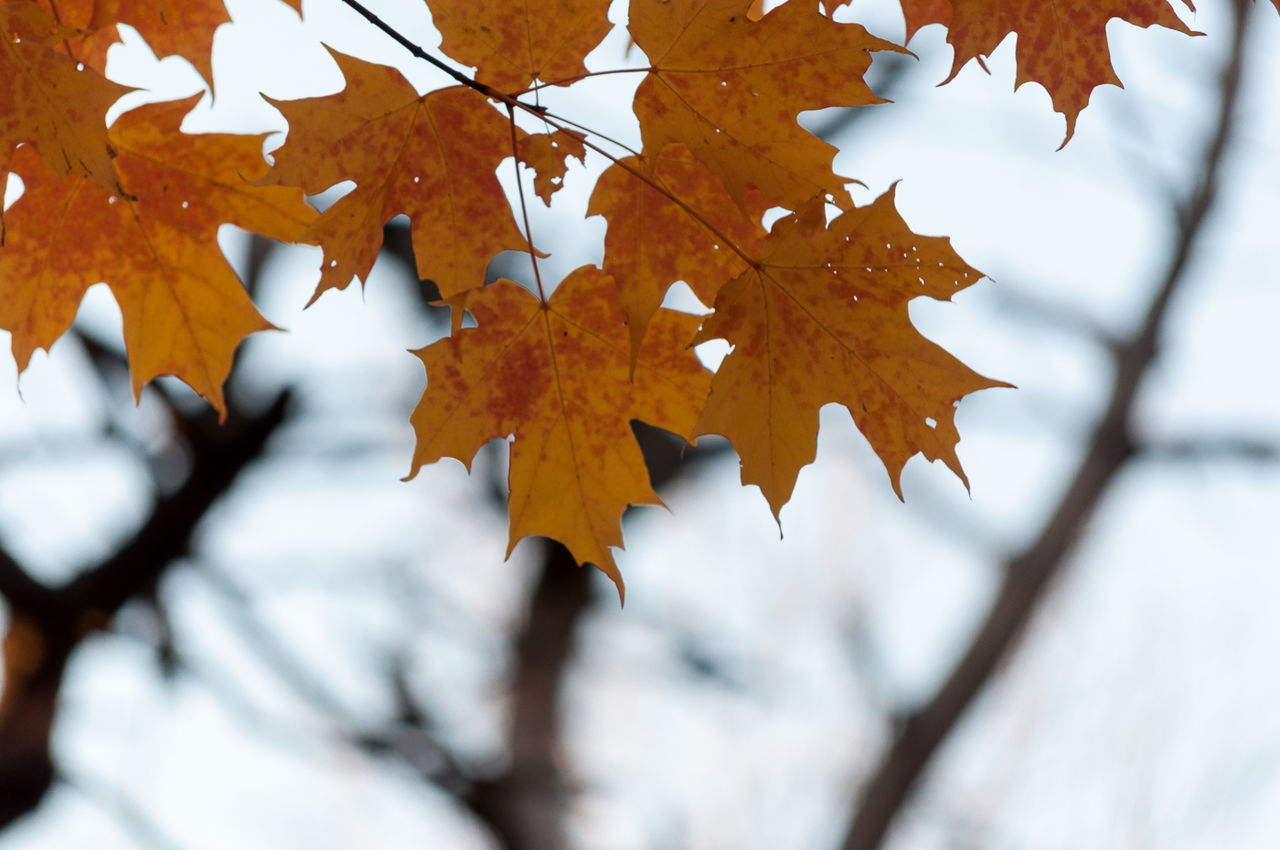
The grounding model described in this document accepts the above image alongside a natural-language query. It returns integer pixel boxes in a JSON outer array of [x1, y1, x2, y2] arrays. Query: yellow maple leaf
[[629, 0, 904, 211], [694, 187, 1009, 515], [407, 267, 711, 598], [0, 97, 316, 415], [264, 49, 530, 302], [587, 142, 765, 367], [886, 0, 1198, 142], [0, 1, 127, 197], [430, 0, 614, 92]]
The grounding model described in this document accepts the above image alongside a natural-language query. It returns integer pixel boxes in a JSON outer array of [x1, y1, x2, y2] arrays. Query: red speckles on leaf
[[882, 0, 1199, 142], [408, 267, 710, 598], [0, 97, 315, 416]]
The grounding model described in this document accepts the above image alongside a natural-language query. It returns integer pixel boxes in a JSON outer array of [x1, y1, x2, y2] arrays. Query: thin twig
[[507, 103, 547, 300]]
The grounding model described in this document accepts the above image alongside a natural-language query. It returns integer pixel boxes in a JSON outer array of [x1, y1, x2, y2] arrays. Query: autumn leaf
[[431, 0, 613, 92], [407, 267, 711, 597], [881, 0, 1198, 142], [628, 0, 904, 211], [694, 186, 1008, 516], [0, 1, 127, 196], [587, 142, 765, 366], [894, 0, 952, 39], [42, 0, 302, 85], [56, 0, 230, 86], [518, 128, 586, 205], [264, 49, 530, 302], [0, 97, 316, 414]]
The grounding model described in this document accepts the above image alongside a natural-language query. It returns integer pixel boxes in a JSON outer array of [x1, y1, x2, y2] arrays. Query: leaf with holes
[[694, 186, 1010, 515], [519, 128, 586, 205]]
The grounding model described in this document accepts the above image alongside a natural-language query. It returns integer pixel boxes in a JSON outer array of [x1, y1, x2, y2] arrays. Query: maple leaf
[[40, 0, 230, 86], [264, 49, 530, 302], [41, 0, 302, 85], [518, 128, 586, 205], [693, 186, 1009, 515], [0, 1, 127, 198], [881, 0, 1198, 142], [0, 96, 316, 414], [407, 266, 711, 597], [628, 0, 904, 211], [587, 142, 765, 366], [895, 0, 952, 39], [430, 0, 614, 92]]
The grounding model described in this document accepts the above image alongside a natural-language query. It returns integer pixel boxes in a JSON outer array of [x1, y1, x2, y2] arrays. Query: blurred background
[[0, 0, 1277, 848]]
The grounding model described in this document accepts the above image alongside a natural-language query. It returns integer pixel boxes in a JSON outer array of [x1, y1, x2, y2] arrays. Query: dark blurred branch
[[0, 230, 293, 831], [0, 549, 59, 617], [466, 425, 730, 850], [466, 542, 591, 850], [839, 3, 1255, 849], [0, 387, 290, 830]]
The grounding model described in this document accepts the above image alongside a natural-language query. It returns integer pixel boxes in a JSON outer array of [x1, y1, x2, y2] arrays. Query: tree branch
[[838, 3, 1256, 848], [0, 388, 292, 829], [465, 425, 729, 850]]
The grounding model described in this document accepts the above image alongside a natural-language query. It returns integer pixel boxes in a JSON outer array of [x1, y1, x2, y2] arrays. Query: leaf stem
[[507, 103, 546, 302], [518, 67, 657, 93]]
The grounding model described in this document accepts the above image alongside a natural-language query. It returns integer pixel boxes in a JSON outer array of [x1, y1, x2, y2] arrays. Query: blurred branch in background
[[839, 1, 1257, 848]]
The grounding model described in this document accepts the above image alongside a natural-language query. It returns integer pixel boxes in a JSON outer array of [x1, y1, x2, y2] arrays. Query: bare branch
[[838, 3, 1257, 848]]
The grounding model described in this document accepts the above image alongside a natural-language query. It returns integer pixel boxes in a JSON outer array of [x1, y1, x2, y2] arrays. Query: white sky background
[[0, 0, 1277, 849]]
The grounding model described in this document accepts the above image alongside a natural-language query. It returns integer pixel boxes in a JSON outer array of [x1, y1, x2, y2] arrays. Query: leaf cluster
[[0, 0, 1244, 595]]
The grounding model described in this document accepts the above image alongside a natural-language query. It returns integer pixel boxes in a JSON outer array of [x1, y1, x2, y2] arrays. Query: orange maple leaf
[[885, 0, 1198, 142], [407, 267, 711, 597], [587, 142, 765, 366], [41, 0, 301, 86], [895, 0, 952, 39], [0, 97, 316, 415], [431, 0, 614, 92], [49, 0, 230, 86], [694, 187, 1009, 515], [0, 1, 126, 197], [264, 50, 530, 302], [629, 0, 904, 211], [518, 128, 586, 205]]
